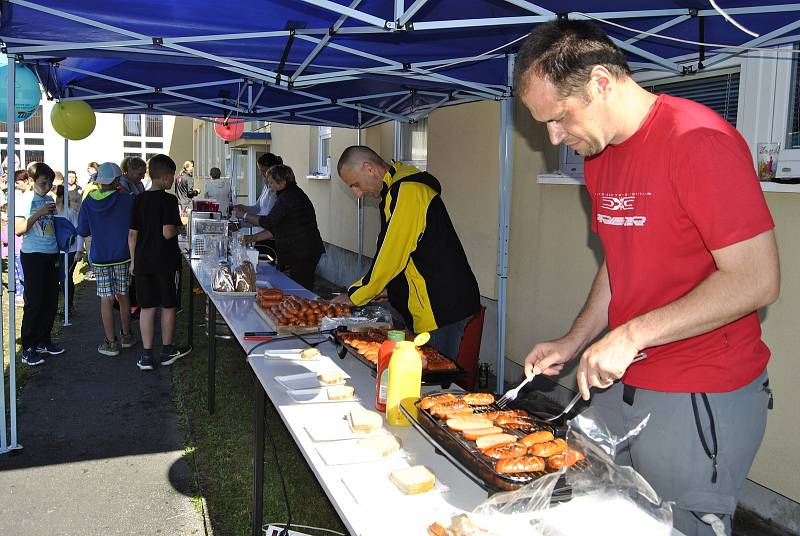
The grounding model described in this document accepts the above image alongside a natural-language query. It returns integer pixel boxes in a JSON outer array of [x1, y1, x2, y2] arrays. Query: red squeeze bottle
[[375, 330, 406, 413]]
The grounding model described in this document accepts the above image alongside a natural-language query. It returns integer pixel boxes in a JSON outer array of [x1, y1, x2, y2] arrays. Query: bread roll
[[495, 455, 545, 474], [420, 393, 458, 410], [461, 426, 503, 441], [446, 417, 493, 431], [475, 433, 517, 451], [317, 370, 346, 385], [519, 430, 555, 447], [461, 393, 495, 406], [300, 348, 320, 360], [482, 442, 528, 460]]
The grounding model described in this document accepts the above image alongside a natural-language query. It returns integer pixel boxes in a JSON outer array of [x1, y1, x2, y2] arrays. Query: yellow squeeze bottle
[[386, 333, 429, 427]]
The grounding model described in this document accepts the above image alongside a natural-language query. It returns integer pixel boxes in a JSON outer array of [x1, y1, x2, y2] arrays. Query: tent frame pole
[[4, 54, 22, 453], [63, 138, 71, 326], [496, 54, 515, 395]]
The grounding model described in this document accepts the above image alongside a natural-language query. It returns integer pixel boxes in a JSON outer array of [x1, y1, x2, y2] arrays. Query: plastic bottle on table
[[375, 330, 406, 413], [386, 333, 429, 427]]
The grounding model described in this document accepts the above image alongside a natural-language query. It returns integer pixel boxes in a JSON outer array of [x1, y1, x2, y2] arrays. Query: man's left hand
[[331, 293, 354, 306], [576, 325, 640, 401]]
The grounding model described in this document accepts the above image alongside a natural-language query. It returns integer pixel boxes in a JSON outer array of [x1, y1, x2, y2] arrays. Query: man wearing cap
[[77, 162, 138, 356]]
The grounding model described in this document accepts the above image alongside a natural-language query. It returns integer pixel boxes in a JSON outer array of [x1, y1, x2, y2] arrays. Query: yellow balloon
[[50, 100, 96, 140]]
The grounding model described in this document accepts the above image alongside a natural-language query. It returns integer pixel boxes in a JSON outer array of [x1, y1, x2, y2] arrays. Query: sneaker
[[21, 347, 44, 366], [137, 353, 155, 371], [35, 342, 65, 355], [120, 331, 138, 349], [98, 338, 120, 357], [85, 271, 96, 281], [159, 344, 188, 366], [14, 297, 24, 308]]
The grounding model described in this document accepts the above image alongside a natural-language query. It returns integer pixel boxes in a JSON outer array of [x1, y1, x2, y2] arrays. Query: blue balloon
[[0, 63, 42, 123]]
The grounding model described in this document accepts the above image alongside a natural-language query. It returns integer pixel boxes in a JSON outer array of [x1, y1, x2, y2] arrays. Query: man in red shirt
[[517, 21, 780, 534]]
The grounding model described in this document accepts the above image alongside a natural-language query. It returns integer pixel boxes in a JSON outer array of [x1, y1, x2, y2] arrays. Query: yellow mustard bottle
[[386, 333, 429, 427]]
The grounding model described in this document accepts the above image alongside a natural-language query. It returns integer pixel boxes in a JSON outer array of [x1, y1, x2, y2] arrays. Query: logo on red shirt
[[596, 193, 649, 227]]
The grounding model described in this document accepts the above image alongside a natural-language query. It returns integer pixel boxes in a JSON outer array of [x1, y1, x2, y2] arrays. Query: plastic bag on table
[[431, 410, 672, 536], [212, 260, 235, 292], [319, 304, 394, 332]]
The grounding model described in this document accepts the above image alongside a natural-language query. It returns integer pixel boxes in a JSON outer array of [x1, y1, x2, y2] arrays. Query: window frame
[[122, 113, 164, 160], [317, 125, 332, 176], [398, 117, 428, 170]]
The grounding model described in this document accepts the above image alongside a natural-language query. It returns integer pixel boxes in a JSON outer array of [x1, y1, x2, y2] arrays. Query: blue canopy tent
[[3, 0, 800, 462]]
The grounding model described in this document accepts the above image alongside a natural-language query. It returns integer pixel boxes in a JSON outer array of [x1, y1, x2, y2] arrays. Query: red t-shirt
[[585, 94, 774, 393]]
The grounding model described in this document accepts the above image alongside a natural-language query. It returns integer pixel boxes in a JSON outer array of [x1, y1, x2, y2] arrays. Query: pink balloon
[[214, 118, 244, 141]]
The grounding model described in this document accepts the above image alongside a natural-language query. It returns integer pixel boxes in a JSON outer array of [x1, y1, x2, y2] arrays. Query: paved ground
[[0, 280, 206, 536]]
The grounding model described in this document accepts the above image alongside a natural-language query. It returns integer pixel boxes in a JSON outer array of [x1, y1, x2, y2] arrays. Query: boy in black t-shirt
[[128, 154, 182, 371]]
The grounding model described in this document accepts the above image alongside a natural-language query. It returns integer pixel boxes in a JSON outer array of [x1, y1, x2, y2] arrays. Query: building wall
[[32, 102, 188, 185]]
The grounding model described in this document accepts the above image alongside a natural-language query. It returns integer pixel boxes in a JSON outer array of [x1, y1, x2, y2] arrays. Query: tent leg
[[63, 138, 71, 327], [0, 278, 7, 454], [5, 55, 22, 452], [495, 55, 515, 395], [356, 113, 364, 267]]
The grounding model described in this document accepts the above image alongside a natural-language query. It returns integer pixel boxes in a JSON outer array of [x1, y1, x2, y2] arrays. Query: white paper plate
[[286, 387, 359, 404], [341, 466, 448, 505], [261, 349, 320, 361], [304, 417, 389, 442], [275, 371, 350, 391], [315, 439, 404, 466]]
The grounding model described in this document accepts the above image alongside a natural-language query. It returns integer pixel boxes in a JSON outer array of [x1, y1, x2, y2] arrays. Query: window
[[145, 153, 159, 161], [145, 114, 163, 137], [124, 113, 165, 158], [25, 149, 44, 167], [123, 114, 141, 136], [124, 152, 142, 159], [644, 71, 740, 125], [1, 106, 44, 168], [787, 48, 800, 149], [559, 70, 740, 177], [398, 117, 428, 169], [318, 126, 331, 175]]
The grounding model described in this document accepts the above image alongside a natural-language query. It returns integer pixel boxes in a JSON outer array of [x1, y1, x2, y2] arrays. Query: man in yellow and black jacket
[[333, 146, 480, 360]]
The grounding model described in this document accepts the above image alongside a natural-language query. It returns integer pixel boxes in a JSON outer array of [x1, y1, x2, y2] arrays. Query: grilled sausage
[[420, 393, 458, 410], [495, 415, 536, 430], [519, 430, 555, 447], [495, 455, 545, 474], [461, 393, 495, 406], [546, 447, 585, 470], [529, 438, 568, 458], [483, 442, 528, 460]]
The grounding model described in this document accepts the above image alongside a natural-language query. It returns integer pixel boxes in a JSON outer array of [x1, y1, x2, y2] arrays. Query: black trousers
[[21, 252, 59, 349], [56, 251, 76, 306], [284, 254, 321, 292]]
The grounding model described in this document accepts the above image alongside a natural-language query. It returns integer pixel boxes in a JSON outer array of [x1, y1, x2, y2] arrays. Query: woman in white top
[[231, 152, 282, 218], [203, 167, 231, 216]]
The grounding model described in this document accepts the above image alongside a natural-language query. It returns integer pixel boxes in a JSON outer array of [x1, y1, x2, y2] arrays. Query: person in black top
[[174, 159, 197, 214], [241, 165, 324, 291], [128, 154, 183, 371]]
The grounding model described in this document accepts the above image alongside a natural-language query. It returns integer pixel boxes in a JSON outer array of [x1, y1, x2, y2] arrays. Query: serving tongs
[[536, 352, 648, 423]]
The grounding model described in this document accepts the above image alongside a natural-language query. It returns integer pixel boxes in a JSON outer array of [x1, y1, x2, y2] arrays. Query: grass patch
[[172, 264, 348, 536]]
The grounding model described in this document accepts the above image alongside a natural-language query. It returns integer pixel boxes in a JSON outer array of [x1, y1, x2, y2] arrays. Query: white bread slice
[[348, 406, 383, 434], [390, 465, 436, 495], [326, 385, 355, 401], [301, 348, 321, 359], [446, 417, 493, 431], [475, 433, 517, 451], [358, 434, 400, 457], [317, 370, 345, 385]]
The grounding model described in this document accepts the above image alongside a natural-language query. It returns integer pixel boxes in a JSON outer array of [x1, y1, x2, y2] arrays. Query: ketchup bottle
[[375, 330, 406, 412]]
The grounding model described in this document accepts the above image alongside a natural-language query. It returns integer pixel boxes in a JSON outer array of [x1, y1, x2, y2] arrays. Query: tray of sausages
[[400, 391, 586, 493], [333, 329, 466, 387], [256, 289, 353, 334]]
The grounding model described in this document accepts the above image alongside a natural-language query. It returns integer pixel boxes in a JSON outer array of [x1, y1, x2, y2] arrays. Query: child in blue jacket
[[77, 162, 137, 356]]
